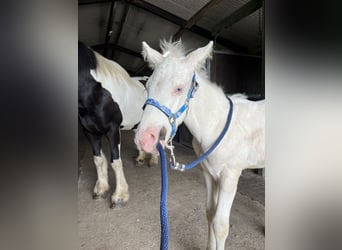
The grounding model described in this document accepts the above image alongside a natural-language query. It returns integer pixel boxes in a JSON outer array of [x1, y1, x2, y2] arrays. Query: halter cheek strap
[[143, 73, 198, 141]]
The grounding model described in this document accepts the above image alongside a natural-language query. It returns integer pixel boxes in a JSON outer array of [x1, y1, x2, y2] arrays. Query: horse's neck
[[184, 75, 229, 149]]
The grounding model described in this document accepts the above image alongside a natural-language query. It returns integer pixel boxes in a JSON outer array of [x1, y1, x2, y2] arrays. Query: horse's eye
[[172, 84, 185, 96]]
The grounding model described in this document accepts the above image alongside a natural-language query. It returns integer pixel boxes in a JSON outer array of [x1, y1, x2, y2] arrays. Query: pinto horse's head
[[135, 40, 213, 153]]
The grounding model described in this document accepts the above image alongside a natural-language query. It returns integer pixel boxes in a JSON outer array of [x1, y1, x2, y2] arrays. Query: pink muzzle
[[136, 126, 160, 153]]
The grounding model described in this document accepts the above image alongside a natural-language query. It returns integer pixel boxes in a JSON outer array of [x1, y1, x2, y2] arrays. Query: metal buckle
[[170, 160, 185, 172], [169, 115, 175, 124], [168, 140, 185, 172]]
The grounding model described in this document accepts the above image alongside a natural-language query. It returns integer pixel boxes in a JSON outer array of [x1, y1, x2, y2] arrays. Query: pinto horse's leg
[[135, 150, 158, 167], [93, 151, 110, 199], [203, 169, 218, 250], [213, 168, 241, 250], [148, 152, 158, 168], [135, 149, 146, 166], [84, 131, 109, 199], [107, 126, 129, 208]]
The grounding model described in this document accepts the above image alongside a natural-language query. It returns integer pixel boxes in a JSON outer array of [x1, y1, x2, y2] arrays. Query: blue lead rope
[[157, 142, 168, 250], [156, 96, 234, 250], [170, 96, 233, 171]]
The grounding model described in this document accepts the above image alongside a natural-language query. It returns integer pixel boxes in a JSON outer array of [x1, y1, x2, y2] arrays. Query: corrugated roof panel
[[178, 30, 212, 52], [117, 5, 180, 53], [145, 0, 210, 20], [219, 10, 262, 50], [196, 0, 249, 30], [78, 0, 262, 72]]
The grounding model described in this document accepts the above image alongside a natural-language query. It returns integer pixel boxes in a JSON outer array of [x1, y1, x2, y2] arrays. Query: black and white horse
[[78, 41, 157, 207]]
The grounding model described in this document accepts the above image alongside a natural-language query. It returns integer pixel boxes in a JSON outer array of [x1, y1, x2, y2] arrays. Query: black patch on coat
[[78, 41, 122, 161]]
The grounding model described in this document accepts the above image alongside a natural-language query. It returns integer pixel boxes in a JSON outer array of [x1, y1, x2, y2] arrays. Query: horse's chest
[[200, 154, 227, 179]]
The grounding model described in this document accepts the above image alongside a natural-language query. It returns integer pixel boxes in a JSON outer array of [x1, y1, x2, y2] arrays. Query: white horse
[[134, 40, 265, 249]]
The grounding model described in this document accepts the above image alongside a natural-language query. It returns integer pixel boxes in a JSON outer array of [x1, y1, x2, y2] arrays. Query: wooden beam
[[212, 0, 262, 37], [173, 0, 223, 40]]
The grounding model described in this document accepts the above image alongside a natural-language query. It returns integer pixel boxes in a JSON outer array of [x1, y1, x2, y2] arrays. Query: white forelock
[[160, 39, 186, 58]]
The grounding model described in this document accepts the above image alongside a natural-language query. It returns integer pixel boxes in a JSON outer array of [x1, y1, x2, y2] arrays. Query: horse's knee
[[206, 209, 214, 223], [213, 217, 230, 241]]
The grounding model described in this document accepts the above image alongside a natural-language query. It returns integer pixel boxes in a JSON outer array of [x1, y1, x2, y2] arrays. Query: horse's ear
[[186, 41, 213, 68], [142, 41, 163, 69]]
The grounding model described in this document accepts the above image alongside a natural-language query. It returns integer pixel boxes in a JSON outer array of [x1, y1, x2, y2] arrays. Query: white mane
[[160, 39, 187, 58]]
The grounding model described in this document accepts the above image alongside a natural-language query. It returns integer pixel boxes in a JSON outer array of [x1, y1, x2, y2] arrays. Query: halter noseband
[[143, 73, 198, 142]]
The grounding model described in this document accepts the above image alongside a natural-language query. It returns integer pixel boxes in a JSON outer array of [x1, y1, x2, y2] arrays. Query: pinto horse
[[135, 40, 265, 249], [78, 41, 157, 208]]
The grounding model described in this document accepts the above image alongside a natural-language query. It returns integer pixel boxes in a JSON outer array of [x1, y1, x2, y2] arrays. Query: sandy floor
[[78, 130, 264, 250]]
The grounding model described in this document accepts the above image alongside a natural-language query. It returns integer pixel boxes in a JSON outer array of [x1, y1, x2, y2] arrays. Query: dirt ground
[[78, 130, 265, 250]]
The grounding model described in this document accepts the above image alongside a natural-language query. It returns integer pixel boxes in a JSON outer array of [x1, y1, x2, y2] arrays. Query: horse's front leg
[[193, 138, 218, 250], [111, 157, 129, 208], [135, 149, 146, 166], [84, 131, 109, 199], [148, 151, 159, 168], [108, 127, 129, 208], [135, 149, 159, 167], [203, 169, 218, 250], [93, 151, 110, 198], [213, 168, 241, 250]]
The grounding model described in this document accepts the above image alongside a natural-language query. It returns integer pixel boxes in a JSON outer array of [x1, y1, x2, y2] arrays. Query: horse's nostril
[[138, 127, 161, 152], [150, 133, 156, 140]]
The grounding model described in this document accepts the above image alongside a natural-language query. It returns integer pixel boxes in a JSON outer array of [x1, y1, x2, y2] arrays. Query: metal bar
[[174, 0, 223, 40], [111, 0, 131, 58], [213, 49, 261, 58], [79, 0, 112, 6], [103, 1, 117, 57], [91, 43, 142, 58], [212, 0, 262, 37]]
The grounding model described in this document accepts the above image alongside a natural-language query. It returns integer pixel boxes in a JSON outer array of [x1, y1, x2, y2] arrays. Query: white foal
[[135, 40, 265, 249]]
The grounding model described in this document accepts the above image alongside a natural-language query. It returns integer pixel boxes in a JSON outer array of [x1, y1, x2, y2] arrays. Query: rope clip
[[168, 141, 185, 172]]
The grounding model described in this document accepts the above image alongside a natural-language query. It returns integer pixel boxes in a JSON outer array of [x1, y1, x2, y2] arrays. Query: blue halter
[[144, 73, 199, 141]]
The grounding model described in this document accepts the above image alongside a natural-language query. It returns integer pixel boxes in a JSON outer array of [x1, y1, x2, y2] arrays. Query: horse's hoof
[[110, 199, 127, 209], [135, 159, 144, 166], [92, 191, 108, 200], [92, 193, 100, 199], [148, 162, 157, 168]]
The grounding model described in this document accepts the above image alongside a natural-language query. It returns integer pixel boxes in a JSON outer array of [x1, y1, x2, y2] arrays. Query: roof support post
[[111, 0, 131, 58], [103, 1, 117, 57]]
